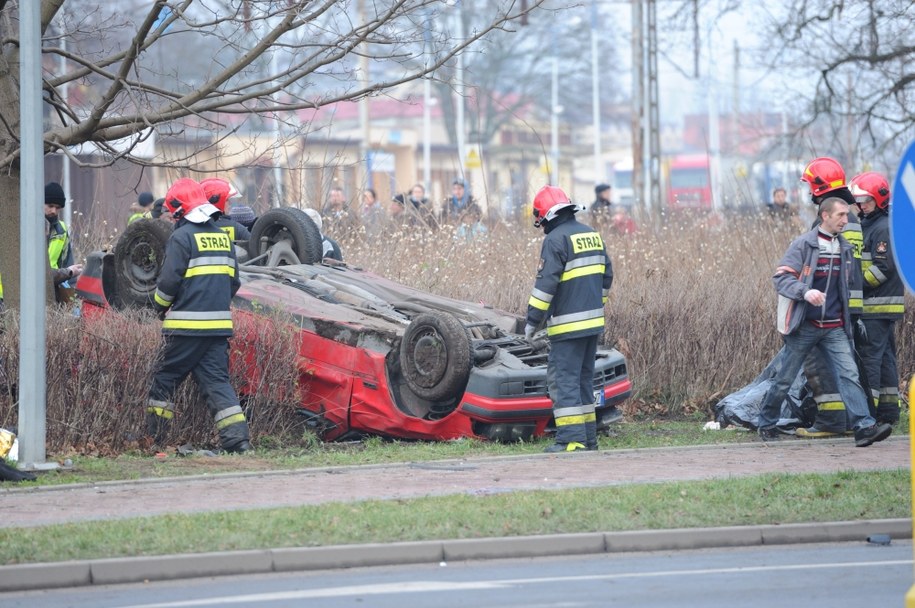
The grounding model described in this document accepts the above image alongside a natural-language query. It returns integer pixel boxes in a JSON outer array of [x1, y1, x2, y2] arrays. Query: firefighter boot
[[145, 412, 171, 446], [219, 420, 252, 454]]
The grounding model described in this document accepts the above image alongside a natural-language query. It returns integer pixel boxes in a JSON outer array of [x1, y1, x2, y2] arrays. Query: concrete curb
[[0, 518, 908, 592]]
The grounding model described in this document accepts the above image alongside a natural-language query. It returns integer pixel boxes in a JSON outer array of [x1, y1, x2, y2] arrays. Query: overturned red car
[[76, 208, 631, 442]]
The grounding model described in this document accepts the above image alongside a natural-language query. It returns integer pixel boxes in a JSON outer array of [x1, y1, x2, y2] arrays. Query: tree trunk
[[0, 172, 22, 309]]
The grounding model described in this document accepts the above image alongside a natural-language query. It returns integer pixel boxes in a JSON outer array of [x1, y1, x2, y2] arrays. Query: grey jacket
[[774, 228, 856, 339]]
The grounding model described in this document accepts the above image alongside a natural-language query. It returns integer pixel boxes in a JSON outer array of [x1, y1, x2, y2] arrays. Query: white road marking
[[117, 558, 912, 608]]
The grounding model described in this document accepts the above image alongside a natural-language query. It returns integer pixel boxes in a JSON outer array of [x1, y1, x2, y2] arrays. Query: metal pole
[[423, 77, 431, 190], [630, 0, 644, 216], [591, 1, 602, 185], [358, 0, 372, 189], [60, 32, 71, 228], [422, 13, 432, 191], [455, 1, 465, 178], [19, 0, 49, 468], [647, 0, 661, 217], [551, 56, 559, 185], [271, 49, 284, 206]]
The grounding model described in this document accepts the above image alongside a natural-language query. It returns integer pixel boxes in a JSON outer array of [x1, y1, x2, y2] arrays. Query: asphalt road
[[3, 541, 910, 608]]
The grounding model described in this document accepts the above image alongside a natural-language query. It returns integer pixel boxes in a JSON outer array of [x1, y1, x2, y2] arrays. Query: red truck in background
[[666, 154, 712, 212]]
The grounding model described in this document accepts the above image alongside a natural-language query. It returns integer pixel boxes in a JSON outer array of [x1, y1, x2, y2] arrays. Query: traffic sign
[[891, 140, 915, 293]]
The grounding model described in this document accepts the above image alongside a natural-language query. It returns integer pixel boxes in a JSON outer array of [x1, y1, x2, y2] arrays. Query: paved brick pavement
[[0, 436, 907, 529]]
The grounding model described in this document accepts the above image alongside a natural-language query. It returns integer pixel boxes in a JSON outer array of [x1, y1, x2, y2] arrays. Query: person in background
[[455, 203, 488, 242], [590, 183, 612, 217], [757, 196, 891, 448], [526, 185, 613, 453], [442, 178, 475, 222], [361, 188, 384, 240], [850, 172, 904, 425], [227, 205, 256, 231], [147, 178, 251, 454], [408, 183, 438, 228], [128, 192, 155, 225], [610, 207, 638, 235], [766, 187, 798, 223], [304, 208, 343, 261], [44, 182, 79, 287]]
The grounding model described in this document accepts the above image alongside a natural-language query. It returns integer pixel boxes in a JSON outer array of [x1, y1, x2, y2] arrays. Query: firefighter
[[850, 172, 904, 425], [794, 157, 868, 438], [199, 178, 251, 242], [45, 182, 75, 275], [526, 186, 613, 452], [146, 178, 251, 453]]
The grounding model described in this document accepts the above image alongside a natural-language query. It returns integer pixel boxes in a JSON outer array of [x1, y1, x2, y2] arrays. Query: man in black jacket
[[146, 178, 251, 453]]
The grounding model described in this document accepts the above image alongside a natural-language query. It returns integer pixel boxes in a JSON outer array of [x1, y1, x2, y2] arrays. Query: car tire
[[249, 207, 323, 266], [112, 219, 174, 308], [400, 311, 472, 402]]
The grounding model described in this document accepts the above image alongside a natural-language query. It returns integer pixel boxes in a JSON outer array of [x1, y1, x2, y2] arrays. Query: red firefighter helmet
[[532, 185, 577, 227], [800, 157, 846, 197], [164, 178, 219, 223], [849, 171, 890, 210], [199, 177, 240, 213]]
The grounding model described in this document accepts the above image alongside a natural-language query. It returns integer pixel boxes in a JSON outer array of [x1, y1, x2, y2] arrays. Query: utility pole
[[454, 1, 466, 179], [19, 0, 50, 469], [630, 0, 644, 217], [358, 0, 372, 189], [591, 0, 602, 185], [646, 0, 661, 218], [551, 56, 560, 185]]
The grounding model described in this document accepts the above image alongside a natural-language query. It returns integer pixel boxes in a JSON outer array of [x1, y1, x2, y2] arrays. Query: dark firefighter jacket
[[860, 210, 904, 320], [154, 219, 240, 337], [526, 214, 613, 341]]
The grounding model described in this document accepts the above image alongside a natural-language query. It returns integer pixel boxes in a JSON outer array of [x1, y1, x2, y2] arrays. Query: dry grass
[[0, 211, 911, 453]]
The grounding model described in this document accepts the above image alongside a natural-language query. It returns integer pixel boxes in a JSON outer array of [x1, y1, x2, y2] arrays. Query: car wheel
[[249, 207, 323, 266], [400, 311, 472, 402], [112, 219, 173, 308]]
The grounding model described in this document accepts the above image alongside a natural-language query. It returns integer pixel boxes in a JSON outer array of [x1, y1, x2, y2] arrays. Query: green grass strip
[[1, 468, 908, 565]]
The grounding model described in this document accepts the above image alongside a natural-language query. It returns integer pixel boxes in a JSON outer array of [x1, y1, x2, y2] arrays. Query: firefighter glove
[[524, 324, 536, 340]]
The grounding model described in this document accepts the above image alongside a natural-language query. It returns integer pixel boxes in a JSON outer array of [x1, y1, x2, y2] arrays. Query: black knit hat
[[595, 183, 611, 195], [45, 182, 66, 207], [138, 191, 154, 207]]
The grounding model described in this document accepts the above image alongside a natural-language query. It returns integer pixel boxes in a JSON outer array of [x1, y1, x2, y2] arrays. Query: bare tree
[[0, 0, 544, 307], [758, 0, 915, 165]]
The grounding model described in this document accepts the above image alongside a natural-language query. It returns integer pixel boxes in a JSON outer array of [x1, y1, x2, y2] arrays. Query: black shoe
[[544, 442, 587, 453], [876, 415, 900, 426], [585, 444, 599, 451], [758, 427, 782, 442], [224, 440, 252, 454], [854, 423, 892, 447]]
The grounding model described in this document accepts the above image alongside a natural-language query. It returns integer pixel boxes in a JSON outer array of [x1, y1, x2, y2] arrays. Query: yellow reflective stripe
[[602, 296, 607, 304], [561, 264, 604, 282], [154, 293, 171, 307], [219, 225, 237, 241], [184, 265, 236, 278], [818, 401, 845, 411], [215, 412, 247, 429], [555, 414, 587, 426], [528, 295, 550, 310], [863, 304, 905, 314], [547, 317, 604, 336], [0, 272, 3, 299], [584, 411, 596, 422], [848, 297, 863, 309], [146, 406, 175, 419], [162, 319, 233, 330]]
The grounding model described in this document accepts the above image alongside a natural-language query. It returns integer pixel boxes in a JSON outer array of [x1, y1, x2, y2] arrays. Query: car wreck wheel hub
[[409, 330, 448, 387]]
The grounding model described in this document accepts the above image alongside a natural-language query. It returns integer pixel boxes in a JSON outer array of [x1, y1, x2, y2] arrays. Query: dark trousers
[[860, 318, 900, 422], [547, 335, 598, 445], [148, 335, 249, 448]]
